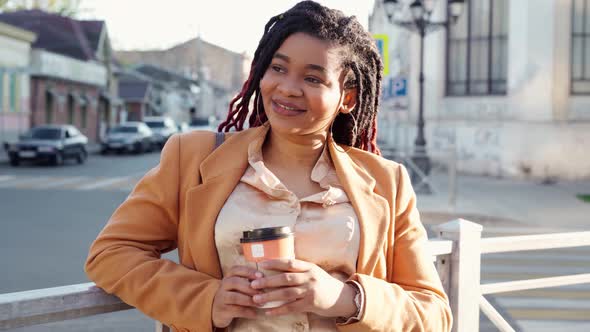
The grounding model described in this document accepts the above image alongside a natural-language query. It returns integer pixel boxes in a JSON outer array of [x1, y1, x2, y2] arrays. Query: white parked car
[[101, 122, 154, 154], [144, 116, 178, 148]]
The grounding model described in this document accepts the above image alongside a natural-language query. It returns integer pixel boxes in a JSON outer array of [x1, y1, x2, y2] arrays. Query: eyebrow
[[273, 52, 327, 74]]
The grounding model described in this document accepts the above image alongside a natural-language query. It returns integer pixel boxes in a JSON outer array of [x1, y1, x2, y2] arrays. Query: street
[[0, 151, 164, 331]]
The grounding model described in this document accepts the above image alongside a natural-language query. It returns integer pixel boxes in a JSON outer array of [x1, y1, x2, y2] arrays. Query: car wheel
[[52, 152, 64, 166], [9, 157, 19, 167], [76, 148, 88, 164], [100, 148, 108, 155], [134, 142, 143, 154]]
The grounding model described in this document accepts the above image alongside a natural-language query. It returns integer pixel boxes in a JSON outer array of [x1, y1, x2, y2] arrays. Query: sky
[[78, 0, 377, 56]]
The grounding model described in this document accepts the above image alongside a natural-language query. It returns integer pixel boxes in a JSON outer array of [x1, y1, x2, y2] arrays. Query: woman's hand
[[212, 265, 263, 328], [250, 258, 357, 318]]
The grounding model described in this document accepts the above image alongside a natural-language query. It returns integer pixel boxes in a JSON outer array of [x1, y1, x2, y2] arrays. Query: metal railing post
[[436, 219, 483, 332]]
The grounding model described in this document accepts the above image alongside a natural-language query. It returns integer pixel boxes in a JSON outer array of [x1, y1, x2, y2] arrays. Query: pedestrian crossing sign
[[373, 34, 389, 75]]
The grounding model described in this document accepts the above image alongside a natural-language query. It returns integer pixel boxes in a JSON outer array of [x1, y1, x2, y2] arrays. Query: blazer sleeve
[[84, 134, 221, 331], [340, 165, 453, 332]]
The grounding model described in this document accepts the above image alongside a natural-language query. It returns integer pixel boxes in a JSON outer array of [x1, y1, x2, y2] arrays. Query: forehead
[[274, 32, 343, 73]]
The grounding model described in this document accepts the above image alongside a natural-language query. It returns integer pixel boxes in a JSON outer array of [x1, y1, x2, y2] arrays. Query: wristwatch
[[336, 280, 364, 325]]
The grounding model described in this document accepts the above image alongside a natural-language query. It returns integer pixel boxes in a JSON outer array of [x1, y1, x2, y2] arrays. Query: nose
[[276, 76, 303, 97]]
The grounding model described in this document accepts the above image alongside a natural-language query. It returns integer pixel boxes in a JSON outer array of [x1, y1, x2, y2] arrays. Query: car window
[[145, 121, 165, 128], [29, 128, 63, 140], [111, 126, 138, 133], [190, 118, 209, 126]]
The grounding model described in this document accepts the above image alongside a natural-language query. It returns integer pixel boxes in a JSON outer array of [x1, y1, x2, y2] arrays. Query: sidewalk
[[418, 170, 590, 232]]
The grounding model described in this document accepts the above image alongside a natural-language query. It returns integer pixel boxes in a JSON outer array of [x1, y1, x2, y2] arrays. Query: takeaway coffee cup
[[240, 226, 295, 308]]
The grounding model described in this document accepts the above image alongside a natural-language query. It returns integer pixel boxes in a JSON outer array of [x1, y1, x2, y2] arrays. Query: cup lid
[[240, 226, 293, 243]]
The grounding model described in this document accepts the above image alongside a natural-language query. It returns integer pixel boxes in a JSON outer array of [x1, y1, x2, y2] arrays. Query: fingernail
[[255, 271, 263, 278], [251, 280, 260, 288], [253, 294, 262, 302]]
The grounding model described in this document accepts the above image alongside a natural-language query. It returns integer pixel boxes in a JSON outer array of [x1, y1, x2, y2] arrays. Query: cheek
[[259, 73, 274, 99]]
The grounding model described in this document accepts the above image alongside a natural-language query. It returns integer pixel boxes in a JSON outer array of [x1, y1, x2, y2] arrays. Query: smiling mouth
[[271, 100, 306, 116]]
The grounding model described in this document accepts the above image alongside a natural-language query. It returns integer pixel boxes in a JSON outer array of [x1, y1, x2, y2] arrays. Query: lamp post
[[383, 0, 464, 193]]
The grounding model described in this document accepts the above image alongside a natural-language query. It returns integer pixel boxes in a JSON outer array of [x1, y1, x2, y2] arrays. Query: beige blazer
[[85, 126, 452, 332]]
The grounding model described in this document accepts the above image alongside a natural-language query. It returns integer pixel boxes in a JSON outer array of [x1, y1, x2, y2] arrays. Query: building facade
[[371, 0, 590, 180], [0, 10, 115, 143], [0, 22, 36, 143], [29, 49, 106, 141], [115, 37, 251, 123]]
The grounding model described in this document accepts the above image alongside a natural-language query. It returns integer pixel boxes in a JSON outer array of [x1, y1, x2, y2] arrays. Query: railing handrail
[[0, 282, 131, 330], [481, 231, 590, 253]]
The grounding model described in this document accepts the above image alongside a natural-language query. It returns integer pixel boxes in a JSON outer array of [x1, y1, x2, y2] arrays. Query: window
[[81, 104, 88, 129], [572, 0, 590, 94], [446, 0, 508, 96], [67, 94, 75, 124], [45, 91, 54, 124]]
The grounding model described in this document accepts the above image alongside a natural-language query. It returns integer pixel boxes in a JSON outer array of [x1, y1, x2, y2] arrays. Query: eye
[[271, 65, 285, 73], [305, 76, 322, 84]]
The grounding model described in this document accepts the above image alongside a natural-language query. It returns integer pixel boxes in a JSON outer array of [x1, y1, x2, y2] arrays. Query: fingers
[[223, 276, 261, 296], [223, 291, 259, 307], [227, 265, 263, 280], [251, 272, 308, 290], [258, 258, 312, 273], [223, 304, 258, 320], [253, 286, 307, 305]]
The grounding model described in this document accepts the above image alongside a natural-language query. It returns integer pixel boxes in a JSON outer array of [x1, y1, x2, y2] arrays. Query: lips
[[271, 99, 306, 116]]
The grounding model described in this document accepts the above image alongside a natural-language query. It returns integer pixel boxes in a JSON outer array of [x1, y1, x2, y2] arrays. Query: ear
[[340, 88, 357, 114]]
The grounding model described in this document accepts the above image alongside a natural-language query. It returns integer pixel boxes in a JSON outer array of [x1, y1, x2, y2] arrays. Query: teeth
[[276, 102, 298, 111]]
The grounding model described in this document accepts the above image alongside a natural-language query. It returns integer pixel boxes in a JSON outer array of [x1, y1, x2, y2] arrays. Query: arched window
[[446, 0, 508, 96], [572, 0, 590, 94]]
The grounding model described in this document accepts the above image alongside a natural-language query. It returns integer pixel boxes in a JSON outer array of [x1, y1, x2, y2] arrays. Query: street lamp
[[382, 0, 464, 193]]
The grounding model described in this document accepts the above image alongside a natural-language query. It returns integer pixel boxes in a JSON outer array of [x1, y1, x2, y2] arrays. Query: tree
[[0, 0, 83, 17]]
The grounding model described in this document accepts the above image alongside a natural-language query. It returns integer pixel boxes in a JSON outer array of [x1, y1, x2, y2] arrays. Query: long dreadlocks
[[218, 0, 383, 155]]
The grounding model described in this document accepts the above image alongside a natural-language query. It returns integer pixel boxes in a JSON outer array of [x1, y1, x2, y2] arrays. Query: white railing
[[1, 219, 589, 331]]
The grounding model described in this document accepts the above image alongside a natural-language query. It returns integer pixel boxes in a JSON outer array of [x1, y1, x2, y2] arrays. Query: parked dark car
[[3, 125, 88, 166], [101, 122, 154, 154], [144, 116, 178, 148]]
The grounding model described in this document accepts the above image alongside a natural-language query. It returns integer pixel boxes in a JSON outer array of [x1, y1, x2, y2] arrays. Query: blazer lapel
[[183, 126, 267, 279], [328, 140, 390, 276]]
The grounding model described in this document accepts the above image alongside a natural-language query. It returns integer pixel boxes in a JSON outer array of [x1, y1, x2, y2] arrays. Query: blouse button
[[293, 322, 306, 331]]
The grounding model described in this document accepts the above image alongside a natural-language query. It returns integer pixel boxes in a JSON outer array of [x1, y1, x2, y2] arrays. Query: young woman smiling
[[85, 2, 452, 331]]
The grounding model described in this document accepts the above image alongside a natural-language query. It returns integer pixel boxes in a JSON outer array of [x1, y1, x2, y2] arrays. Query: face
[[259, 32, 355, 138]]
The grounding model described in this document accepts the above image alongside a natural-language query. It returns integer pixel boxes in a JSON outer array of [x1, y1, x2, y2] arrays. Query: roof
[[118, 81, 150, 102], [78, 20, 104, 53], [134, 64, 198, 91], [0, 10, 105, 61]]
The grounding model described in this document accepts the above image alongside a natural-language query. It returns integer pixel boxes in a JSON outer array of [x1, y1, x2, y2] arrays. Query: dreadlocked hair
[[218, 0, 383, 155]]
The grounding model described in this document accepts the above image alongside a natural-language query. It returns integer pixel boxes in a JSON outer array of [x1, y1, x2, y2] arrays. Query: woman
[[85, 1, 452, 331]]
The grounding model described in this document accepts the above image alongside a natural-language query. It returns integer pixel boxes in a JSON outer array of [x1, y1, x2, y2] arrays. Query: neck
[[263, 128, 329, 172]]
